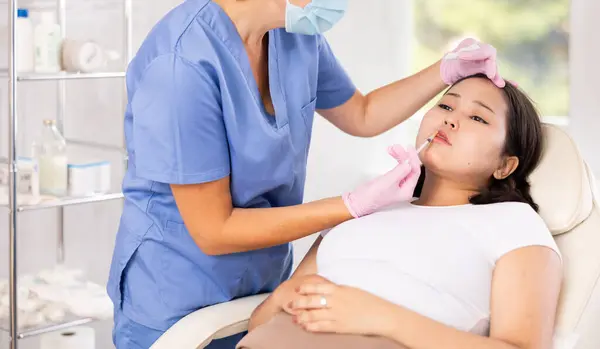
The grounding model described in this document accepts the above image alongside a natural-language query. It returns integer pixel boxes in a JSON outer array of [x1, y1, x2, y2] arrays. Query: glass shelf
[[0, 70, 125, 81], [0, 315, 96, 339], [0, 191, 124, 211], [0, 267, 113, 338]]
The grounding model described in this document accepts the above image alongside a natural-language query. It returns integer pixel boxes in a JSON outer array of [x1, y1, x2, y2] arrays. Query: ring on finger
[[319, 296, 327, 308]]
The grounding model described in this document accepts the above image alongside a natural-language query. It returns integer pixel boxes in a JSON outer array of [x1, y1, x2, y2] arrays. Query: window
[[410, 0, 570, 125]]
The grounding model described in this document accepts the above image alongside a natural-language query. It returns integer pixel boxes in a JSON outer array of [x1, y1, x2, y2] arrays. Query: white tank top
[[317, 201, 561, 335]]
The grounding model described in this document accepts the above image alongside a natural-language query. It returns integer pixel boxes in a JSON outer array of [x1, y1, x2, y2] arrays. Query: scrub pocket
[[107, 205, 155, 311], [260, 244, 293, 292], [300, 97, 317, 157]]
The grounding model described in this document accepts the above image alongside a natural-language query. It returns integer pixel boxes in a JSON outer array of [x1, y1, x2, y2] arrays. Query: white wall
[[569, 0, 600, 177]]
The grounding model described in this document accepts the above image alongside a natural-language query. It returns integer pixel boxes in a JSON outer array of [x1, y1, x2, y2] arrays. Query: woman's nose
[[444, 119, 458, 130]]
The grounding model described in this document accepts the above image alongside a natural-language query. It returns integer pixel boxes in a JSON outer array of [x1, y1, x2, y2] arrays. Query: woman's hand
[[275, 274, 331, 313], [441, 38, 505, 88], [287, 277, 397, 336], [249, 274, 331, 331], [343, 145, 421, 218]]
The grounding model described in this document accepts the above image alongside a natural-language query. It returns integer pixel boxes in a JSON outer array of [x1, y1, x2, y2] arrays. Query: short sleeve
[[315, 35, 356, 110], [485, 203, 562, 264], [131, 54, 230, 185]]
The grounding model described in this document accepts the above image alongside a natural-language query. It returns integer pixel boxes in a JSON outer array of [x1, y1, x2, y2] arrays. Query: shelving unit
[[4, 0, 132, 347]]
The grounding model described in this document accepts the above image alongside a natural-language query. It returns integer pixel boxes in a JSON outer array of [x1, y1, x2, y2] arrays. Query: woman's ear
[[493, 156, 519, 180]]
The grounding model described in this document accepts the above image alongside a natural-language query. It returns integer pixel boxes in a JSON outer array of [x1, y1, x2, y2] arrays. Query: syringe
[[405, 130, 439, 164]]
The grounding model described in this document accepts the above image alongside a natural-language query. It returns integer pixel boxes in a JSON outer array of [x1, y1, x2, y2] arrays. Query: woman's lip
[[434, 133, 452, 145]]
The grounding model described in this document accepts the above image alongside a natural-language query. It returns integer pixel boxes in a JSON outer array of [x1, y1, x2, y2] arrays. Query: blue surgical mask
[[285, 0, 348, 35]]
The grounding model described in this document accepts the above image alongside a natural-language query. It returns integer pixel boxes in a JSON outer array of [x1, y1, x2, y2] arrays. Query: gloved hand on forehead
[[343, 145, 421, 218], [440, 38, 505, 88]]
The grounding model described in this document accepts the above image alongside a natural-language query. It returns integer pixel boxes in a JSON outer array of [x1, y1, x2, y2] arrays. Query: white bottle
[[34, 11, 61, 73], [16, 8, 34, 73], [33, 120, 68, 196]]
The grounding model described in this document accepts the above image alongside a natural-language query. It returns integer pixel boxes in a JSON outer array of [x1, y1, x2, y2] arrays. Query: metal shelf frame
[[5, 0, 132, 347]]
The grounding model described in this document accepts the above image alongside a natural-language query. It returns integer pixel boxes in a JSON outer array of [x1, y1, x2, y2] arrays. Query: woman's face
[[416, 77, 514, 188]]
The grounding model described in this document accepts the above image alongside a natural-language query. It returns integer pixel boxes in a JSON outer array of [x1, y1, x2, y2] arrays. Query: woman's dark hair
[[413, 73, 544, 212]]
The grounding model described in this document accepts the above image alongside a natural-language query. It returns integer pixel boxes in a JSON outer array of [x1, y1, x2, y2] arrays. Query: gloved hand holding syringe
[[342, 130, 439, 218], [404, 130, 439, 164]]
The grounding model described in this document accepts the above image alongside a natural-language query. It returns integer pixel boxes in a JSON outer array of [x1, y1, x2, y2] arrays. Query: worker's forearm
[[208, 197, 351, 255], [362, 60, 446, 135]]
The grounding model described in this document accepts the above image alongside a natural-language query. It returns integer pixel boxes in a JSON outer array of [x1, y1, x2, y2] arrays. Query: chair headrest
[[529, 124, 595, 236]]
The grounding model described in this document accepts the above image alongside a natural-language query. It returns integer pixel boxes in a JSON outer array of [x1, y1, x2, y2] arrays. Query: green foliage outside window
[[412, 0, 570, 119]]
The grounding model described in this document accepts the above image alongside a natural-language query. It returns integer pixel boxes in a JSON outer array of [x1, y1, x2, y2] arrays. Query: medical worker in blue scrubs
[[107, 0, 505, 347]]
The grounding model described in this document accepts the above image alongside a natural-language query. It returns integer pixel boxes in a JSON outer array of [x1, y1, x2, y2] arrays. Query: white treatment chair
[[150, 124, 600, 349]]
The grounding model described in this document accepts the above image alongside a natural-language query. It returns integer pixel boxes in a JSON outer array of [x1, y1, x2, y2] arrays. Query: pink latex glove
[[440, 38, 505, 88], [343, 145, 421, 218]]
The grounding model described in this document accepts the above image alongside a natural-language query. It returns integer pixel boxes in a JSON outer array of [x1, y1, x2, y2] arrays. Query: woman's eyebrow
[[445, 92, 495, 114]]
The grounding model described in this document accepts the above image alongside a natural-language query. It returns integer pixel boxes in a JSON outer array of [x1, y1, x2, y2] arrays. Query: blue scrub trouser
[[113, 309, 246, 349]]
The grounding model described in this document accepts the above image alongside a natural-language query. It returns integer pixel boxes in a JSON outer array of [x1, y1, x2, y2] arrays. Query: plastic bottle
[[34, 11, 61, 73], [33, 120, 68, 196], [16, 8, 34, 73]]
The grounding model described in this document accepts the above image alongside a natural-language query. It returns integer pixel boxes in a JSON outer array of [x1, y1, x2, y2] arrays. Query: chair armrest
[[150, 293, 271, 349]]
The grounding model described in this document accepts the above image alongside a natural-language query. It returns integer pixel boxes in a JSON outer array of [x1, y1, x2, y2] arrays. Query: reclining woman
[[236, 73, 563, 349]]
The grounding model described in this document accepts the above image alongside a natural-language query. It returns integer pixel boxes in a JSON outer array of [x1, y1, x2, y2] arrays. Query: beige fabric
[[528, 125, 600, 349], [236, 313, 406, 349], [529, 125, 594, 235]]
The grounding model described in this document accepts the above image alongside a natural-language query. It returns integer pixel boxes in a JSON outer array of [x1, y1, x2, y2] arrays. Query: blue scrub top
[[107, 0, 356, 332]]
